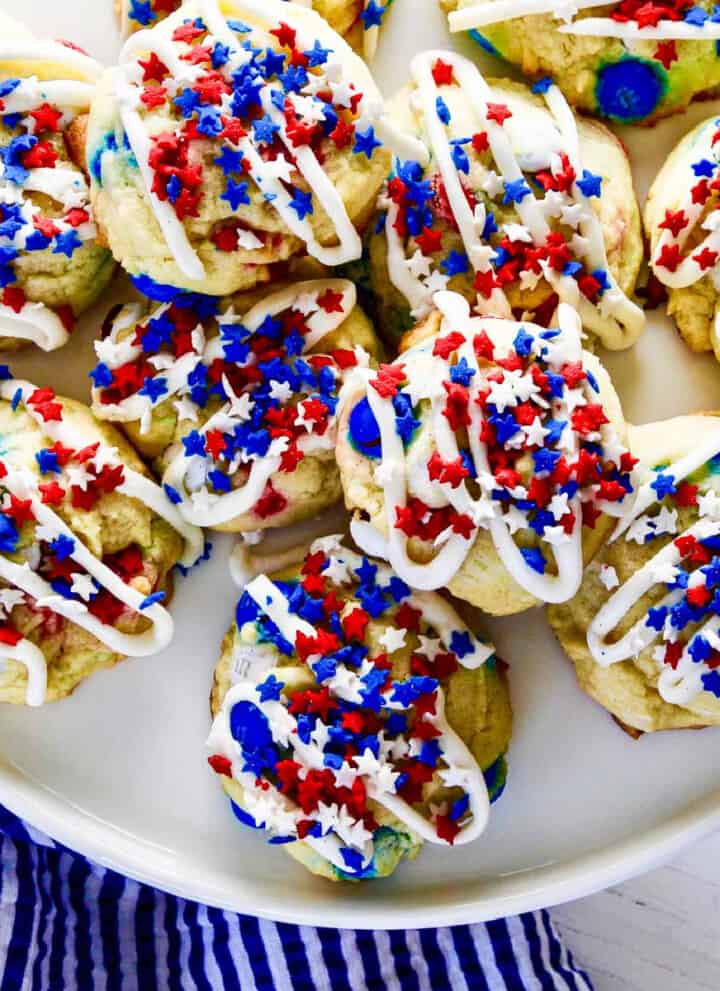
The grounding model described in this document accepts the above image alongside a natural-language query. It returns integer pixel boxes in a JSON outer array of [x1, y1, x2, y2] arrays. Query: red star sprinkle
[[431, 58, 455, 85], [2, 287, 26, 313], [655, 242, 682, 272], [270, 22, 296, 48], [693, 247, 718, 270], [317, 289, 345, 313], [485, 102, 512, 125], [29, 102, 63, 133], [432, 332, 465, 359], [139, 52, 170, 81], [654, 40, 678, 69], [415, 226, 443, 255], [659, 209, 688, 237]]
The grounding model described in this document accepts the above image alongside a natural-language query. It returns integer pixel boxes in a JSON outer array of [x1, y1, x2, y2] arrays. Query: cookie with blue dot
[[207, 537, 512, 881], [441, 0, 720, 124]]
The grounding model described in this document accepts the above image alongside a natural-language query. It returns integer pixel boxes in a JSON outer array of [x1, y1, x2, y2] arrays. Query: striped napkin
[[0, 805, 593, 990]]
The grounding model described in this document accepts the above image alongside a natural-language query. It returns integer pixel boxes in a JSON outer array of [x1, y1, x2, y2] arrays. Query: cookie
[[207, 534, 512, 880], [88, 0, 399, 296], [336, 290, 635, 615], [646, 114, 720, 356], [442, 0, 720, 124], [118, 0, 394, 60], [0, 375, 204, 706], [548, 413, 720, 734], [90, 277, 383, 533], [0, 13, 115, 351], [366, 53, 644, 349]]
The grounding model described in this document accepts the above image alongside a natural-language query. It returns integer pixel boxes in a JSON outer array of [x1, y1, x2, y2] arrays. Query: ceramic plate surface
[[1, 0, 720, 930]]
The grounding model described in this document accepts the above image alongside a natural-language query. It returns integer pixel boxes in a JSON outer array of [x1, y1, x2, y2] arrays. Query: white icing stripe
[[1, 80, 96, 112], [390, 51, 644, 349], [229, 539, 307, 588], [588, 422, 720, 706], [0, 308, 69, 353], [561, 19, 720, 38], [0, 42, 103, 80], [0, 638, 46, 707], [447, 0, 718, 39], [448, 0, 600, 29]]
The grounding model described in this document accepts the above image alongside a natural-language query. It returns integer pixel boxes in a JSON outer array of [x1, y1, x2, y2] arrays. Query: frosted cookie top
[[207, 534, 496, 878], [120, 1, 394, 61], [587, 415, 720, 708], [649, 116, 720, 293], [91, 279, 374, 529], [0, 376, 203, 706], [344, 291, 635, 604], [0, 16, 107, 350], [447, 0, 720, 47], [378, 51, 644, 349], [90, 0, 406, 293]]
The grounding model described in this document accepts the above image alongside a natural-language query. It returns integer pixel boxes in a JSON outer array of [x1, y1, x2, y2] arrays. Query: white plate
[[2, 0, 720, 930]]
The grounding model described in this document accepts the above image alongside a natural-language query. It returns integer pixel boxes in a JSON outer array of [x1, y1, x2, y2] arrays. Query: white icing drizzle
[[111, 0, 410, 282], [0, 379, 204, 705], [385, 50, 643, 350], [588, 422, 720, 706], [649, 117, 720, 292], [206, 535, 493, 874], [447, 0, 720, 40], [350, 291, 630, 602], [0, 41, 103, 80], [230, 538, 307, 588]]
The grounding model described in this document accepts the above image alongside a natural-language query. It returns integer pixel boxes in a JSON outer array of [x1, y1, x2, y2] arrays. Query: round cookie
[[90, 277, 383, 533], [207, 534, 512, 881], [0, 375, 203, 706], [548, 413, 720, 734], [646, 114, 720, 357], [88, 0, 398, 296], [0, 13, 115, 351], [118, 0, 395, 60], [336, 290, 635, 616], [442, 0, 720, 124], [366, 52, 644, 350]]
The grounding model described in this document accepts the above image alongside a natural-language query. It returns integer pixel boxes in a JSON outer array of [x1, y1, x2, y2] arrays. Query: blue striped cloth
[[0, 805, 593, 991]]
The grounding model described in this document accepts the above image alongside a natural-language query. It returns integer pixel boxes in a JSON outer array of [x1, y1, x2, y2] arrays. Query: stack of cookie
[[2, 0, 720, 883]]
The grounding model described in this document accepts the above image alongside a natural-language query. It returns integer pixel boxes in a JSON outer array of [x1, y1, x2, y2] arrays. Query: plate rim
[[3, 755, 720, 928]]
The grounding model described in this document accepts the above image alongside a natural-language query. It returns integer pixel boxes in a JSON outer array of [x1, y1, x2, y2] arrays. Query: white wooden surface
[[553, 832, 720, 990]]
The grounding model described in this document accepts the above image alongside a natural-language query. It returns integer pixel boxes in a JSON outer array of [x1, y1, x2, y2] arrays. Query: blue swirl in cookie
[[595, 57, 666, 122]]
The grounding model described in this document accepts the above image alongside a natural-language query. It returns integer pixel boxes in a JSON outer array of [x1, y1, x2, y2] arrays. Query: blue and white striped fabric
[[0, 805, 593, 991]]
